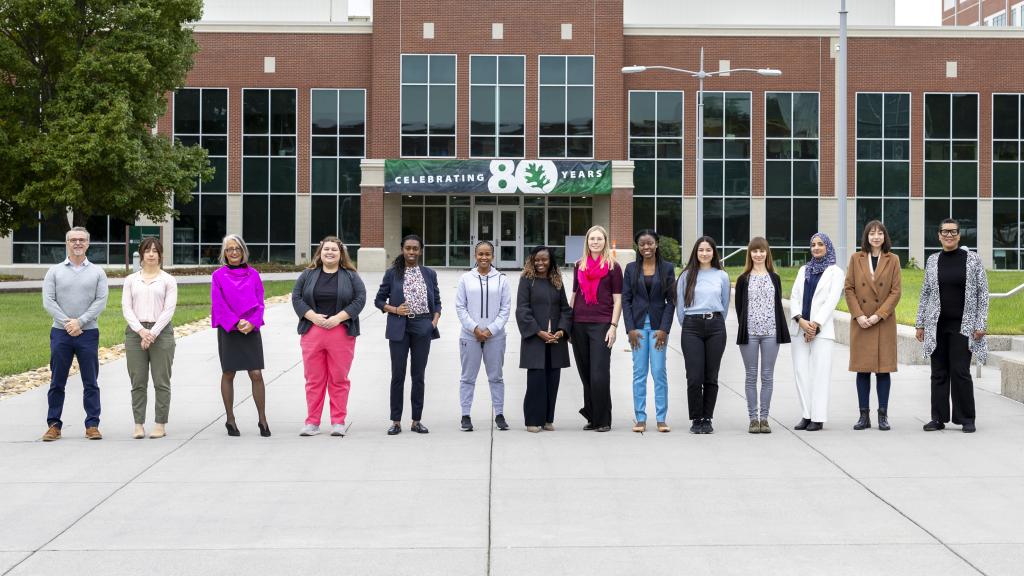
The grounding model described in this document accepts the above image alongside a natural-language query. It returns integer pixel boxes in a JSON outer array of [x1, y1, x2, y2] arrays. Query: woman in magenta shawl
[[211, 234, 270, 437]]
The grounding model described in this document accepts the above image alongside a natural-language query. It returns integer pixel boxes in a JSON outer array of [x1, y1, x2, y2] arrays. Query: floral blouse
[[403, 266, 430, 315], [746, 273, 776, 337]]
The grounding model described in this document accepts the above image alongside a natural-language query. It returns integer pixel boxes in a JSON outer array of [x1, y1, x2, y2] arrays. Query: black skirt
[[217, 327, 265, 372]]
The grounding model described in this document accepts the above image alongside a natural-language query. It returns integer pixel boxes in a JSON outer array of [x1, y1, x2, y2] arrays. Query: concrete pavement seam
[[664, 338, 992, 576], [0, 358, 302, 576]]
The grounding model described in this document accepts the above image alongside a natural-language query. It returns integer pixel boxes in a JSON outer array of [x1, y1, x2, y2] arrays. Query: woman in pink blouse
[[122, 237, 177, 439]]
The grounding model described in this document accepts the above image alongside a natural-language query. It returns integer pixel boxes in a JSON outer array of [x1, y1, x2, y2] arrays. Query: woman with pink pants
[[291, 236, 366, 436]]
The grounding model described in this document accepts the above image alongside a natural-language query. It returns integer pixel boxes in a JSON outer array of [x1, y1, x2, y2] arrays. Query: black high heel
[[225, 421, 240, 436], [258, 421, 271, 437]]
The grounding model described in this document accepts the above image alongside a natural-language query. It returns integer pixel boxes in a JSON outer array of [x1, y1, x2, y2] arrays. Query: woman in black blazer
[[733, 237, 791, 434], [621, 229, 676, 433], [291, 236, 366, 437], [374, 235, 442, 436], [516, 246, 573, 433]]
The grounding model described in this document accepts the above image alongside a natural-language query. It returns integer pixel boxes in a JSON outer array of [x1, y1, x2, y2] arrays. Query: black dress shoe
[[794, 418, 811, 430], [583, 422, 597, 431], [923, 420, 945, 432], [806, 421, 823, 431], [387, 423, 402, 435], [702, 419, 714, 434], [225, 421, 240, 437], [258, 421, 271, 437], [595, 425, 611, 432], [962, 421, 976, 433], [877, 408, 891, 431], [411, 422, 430, 434]]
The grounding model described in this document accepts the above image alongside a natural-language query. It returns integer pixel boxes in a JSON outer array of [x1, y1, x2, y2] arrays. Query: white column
[[977, 197, 993, 268], [682, 196, 698, 257], [0, 232, 12, 265], [909, 197, 925, 267], [295, 193, 311, 264], [749, 196, 766, 238]]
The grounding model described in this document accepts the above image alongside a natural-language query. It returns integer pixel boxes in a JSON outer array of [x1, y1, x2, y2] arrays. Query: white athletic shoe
[[299, 424, 320, 436], [331, 423, 346, 437]]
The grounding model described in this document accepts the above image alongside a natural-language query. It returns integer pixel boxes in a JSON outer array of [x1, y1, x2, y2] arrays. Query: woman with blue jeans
[[622, 230, 676, 433], [733, 237, 790, 434]]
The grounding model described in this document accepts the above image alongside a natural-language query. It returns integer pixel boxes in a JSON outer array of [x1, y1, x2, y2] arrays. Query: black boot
[[877, 408, 890, 431], [853, 409, 871, 430]]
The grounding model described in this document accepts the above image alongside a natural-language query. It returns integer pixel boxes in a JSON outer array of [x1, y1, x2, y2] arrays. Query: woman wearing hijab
[[789, 232, 845, 431]]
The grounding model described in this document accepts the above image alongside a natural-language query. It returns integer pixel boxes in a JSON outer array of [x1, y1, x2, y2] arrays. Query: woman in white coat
[[789, 232, 845, 431]]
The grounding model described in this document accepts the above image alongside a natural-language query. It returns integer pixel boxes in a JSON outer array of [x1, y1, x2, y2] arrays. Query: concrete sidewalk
[[1, 270, 1022, 576]]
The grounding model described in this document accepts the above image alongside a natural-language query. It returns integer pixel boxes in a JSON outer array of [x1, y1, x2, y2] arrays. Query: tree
[[0, 0, 212, 235]]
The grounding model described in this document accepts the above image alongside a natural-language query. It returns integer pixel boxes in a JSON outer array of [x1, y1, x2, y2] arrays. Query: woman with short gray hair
[[211, 234, 270, 437]]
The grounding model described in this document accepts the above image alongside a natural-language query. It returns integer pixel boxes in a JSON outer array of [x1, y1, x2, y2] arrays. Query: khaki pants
[[125, 323, 175, 424]]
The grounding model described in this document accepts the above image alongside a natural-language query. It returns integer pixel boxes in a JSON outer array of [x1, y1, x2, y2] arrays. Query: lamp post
[[623, 48, 781, 240]]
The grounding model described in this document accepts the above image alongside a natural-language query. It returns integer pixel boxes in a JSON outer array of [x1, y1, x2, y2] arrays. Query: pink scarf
[[577, 255, 609, 305]]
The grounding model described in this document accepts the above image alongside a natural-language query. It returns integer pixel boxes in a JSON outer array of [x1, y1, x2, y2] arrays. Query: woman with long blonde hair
[[734, 237, 790, 434], [291, 236, 366, 436], [570, 225, 623, 432]]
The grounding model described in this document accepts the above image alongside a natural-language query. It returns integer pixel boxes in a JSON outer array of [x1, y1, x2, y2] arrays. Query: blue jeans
[[631, 316, 668, 423], [47, 328, 101, 429]]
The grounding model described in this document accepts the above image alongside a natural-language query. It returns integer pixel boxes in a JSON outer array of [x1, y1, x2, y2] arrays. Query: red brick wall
[[942, 0, 1010, 26], [360, 187, 384, 246], [157, 31, 374, 195]]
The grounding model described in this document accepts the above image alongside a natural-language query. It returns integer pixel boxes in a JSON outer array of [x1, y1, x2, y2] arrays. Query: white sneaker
[[300, 424, 320, 436], [331, 423, 346, 436]]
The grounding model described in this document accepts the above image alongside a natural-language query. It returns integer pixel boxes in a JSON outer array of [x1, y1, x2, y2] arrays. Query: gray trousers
[[738, 334, 779, 420], [125, 323, 175, 424], [459, 336, 505, 416]]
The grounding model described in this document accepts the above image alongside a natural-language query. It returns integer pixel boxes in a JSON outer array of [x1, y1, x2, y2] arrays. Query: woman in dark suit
[[516, 246, 573, 433], [374, 234, 442, 436], [621, 229, 676, 433]]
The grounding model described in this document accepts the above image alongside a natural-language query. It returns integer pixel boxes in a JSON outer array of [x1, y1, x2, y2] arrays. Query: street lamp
[[623, 47, 781, 240]]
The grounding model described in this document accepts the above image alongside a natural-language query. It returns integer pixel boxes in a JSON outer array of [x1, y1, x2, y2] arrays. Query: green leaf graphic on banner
[[524, 163, 551, 189]]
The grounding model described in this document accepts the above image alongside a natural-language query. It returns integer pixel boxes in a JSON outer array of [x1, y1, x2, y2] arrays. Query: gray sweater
[[455, 267, 511, 339], [42, 260, 109, 330]]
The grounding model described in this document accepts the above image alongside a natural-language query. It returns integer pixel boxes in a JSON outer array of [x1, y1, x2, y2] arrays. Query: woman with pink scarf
[[211, 234, 270, 437], [570, 225, 623, 432]]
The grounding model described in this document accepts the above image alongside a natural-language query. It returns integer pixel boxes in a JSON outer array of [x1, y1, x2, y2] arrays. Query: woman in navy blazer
[[621, 230, 676, 433], [374, 235, 442, 436]]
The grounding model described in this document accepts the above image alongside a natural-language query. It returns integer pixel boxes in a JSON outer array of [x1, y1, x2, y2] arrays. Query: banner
[[384, 159, 611, 195]]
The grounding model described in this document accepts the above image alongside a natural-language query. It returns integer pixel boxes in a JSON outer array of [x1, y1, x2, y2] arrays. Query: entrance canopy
[[384, 159, 611, 195]]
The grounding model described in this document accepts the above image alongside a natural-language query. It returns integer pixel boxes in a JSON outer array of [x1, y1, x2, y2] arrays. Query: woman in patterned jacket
[[915, 218, 988, 433]]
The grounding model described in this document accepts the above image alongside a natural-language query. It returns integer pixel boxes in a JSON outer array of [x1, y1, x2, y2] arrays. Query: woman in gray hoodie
[[455, 241, 512, 432]]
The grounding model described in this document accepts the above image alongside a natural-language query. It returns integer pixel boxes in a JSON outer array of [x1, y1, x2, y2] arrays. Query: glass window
[[539, 56, 594, 158], [701, 91, 751, 256], [243, 88, 297, 262], [629, 91, 684, 257], [762, 92, 818, 263], [310, 89, 366, 261], [471, 55, 525, 158], [992, 94, 1024, 268], [924, 93, 978, 256], [402, 54, 456, 157], [856, 93, 911, 257], [169, 88, 229, 264]]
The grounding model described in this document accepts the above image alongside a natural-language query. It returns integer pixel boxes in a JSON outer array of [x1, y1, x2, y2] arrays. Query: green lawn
[[0, 281, 295, 377], [722, 267, 1024, 335]]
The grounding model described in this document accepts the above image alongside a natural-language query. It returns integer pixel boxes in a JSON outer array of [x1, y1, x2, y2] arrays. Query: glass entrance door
[[473, 206, 520, 269]]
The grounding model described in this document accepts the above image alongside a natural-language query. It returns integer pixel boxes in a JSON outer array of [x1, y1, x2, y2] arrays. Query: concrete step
[[994, 350, 1024, 403]]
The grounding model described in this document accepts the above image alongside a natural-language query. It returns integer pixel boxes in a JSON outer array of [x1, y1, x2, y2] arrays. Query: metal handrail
[[991, 282, 1024, 299], [720, 247, 747, 264]]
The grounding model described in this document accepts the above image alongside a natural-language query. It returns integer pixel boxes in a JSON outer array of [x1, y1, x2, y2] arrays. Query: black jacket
[[621, 259, 676, 333], [374, 265, 443, 341], [515, 275, 573, 369], [733, 272, 791, 346], [291, 267, 366, 337]]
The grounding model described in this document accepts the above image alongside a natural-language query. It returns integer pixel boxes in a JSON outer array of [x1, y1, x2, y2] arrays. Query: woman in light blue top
[[675, 236, 731, 434]]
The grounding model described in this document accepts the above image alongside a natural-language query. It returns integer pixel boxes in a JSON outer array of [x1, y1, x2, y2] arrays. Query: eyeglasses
[[939, 229, 960, 238], [67, 239, 88, 244], [225, 247, 242, 253]]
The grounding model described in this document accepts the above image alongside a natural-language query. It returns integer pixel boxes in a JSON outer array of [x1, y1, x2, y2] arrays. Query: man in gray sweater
[[41, 226, 108, 441]]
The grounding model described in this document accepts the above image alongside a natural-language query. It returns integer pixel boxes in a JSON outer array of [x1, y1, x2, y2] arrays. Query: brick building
[[4, 0, 1024, 271]]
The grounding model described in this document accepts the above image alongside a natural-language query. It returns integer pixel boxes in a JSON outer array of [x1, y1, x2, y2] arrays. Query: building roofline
[[188, 21, 373, 34], [623, 24, 1024, 38]]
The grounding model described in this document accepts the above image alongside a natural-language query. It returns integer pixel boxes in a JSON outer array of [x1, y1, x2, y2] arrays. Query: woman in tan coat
[[844, 220, 902, 431]]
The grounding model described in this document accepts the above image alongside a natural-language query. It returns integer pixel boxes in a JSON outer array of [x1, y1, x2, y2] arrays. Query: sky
[[348, 0, 943, 26]]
